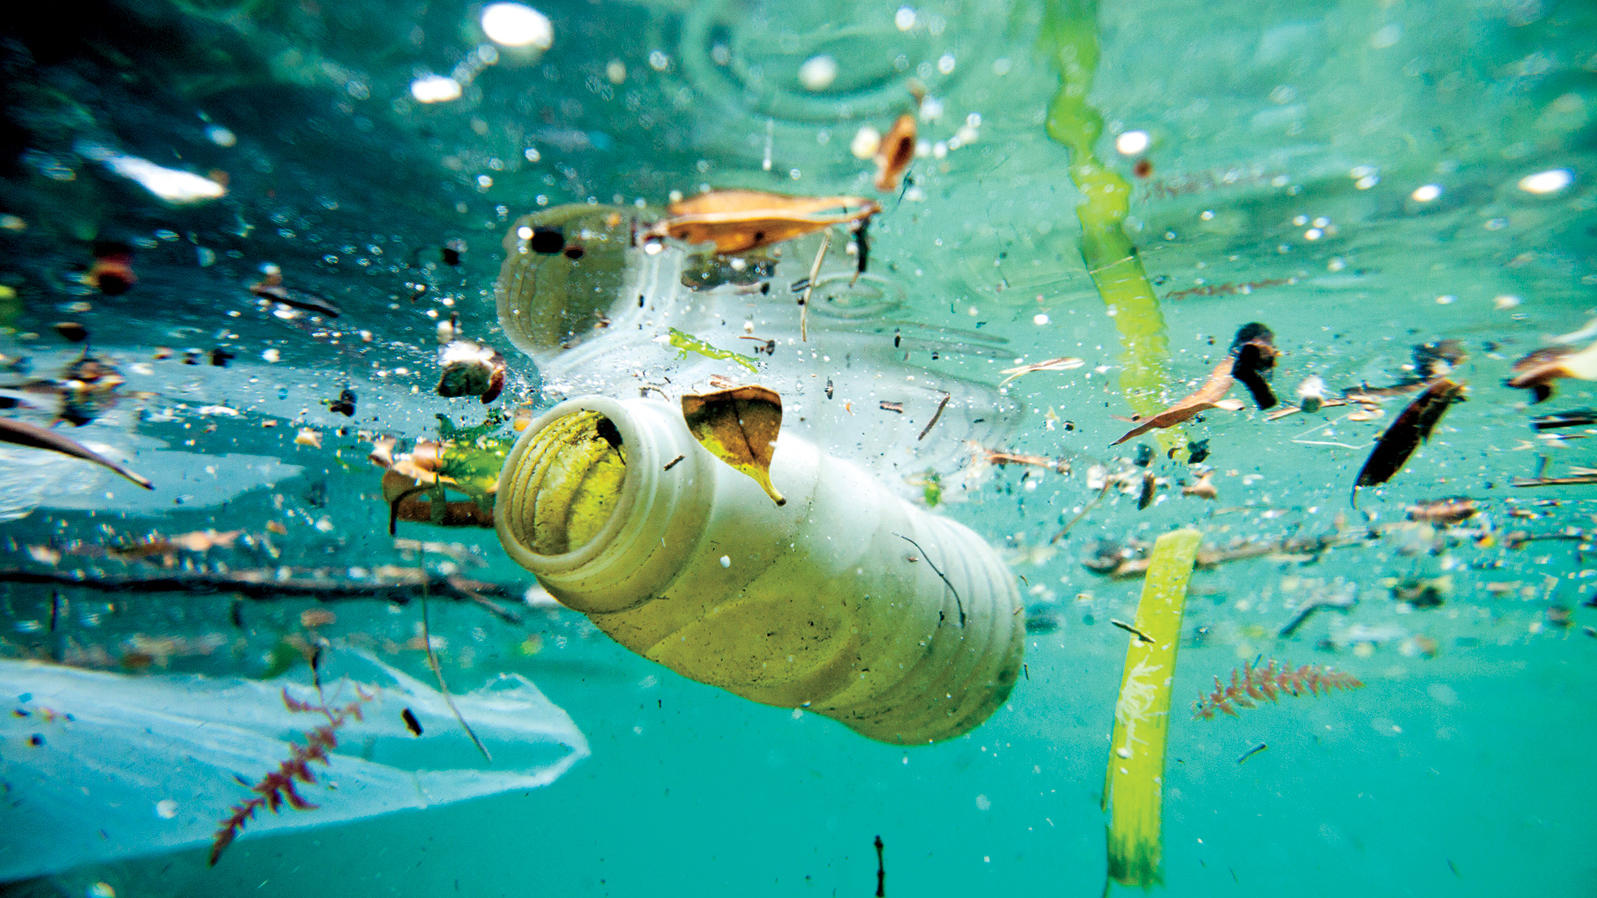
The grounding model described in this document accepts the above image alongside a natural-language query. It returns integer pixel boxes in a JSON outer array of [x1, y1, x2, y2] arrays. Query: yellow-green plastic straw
[[1039, 0, 1182, 457], [1102, 527, 1201, 889]]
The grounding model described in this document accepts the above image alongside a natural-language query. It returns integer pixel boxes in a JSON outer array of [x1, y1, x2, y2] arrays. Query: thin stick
[[417, 544, 492, 762], [0, 566, 522, 622], [798, 230, 830, 342], [917, 392, 951, 441], [1052, 480, 1113, 544], [897, 533, 965, 627]]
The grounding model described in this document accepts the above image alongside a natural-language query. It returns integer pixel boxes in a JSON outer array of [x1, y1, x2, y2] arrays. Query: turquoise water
[[3, 0, 1596, 895]]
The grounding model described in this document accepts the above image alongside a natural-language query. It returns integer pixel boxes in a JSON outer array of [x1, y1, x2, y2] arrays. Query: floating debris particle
[[1352, 378, 1465, 499], [1406, 497, 1477, 524], [874, 113, 917, 192], [644, 189, 879, 254], [294, 427, 323, 448], [996, 356, 1085, 388], [1507, 339, 1597, 403], [436, 340, 508, 403]]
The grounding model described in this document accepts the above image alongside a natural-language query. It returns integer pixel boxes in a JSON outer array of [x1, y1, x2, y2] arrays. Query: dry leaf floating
[[1506, 339, 1597, 403], [643, 189, 879, 255], [681, 386, 787, 506], [874, 113, 917, 192], [1111, 358, 1242, 446]]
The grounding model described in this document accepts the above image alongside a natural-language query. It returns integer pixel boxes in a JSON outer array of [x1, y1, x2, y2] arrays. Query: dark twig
[[0, 567, 523, 623], [417, 545, 492, 762], [917, 393, 951, 442], [898, 533, 965, 627]]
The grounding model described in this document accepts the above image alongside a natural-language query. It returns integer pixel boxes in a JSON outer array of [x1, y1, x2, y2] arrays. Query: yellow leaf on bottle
[[681, 386, 787, 506]]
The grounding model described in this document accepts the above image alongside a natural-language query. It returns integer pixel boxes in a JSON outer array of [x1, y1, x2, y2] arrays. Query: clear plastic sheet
[[0, 652, 588, 882]]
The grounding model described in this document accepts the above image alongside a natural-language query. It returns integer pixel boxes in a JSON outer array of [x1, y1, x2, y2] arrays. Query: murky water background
[[3, 0, 1596, 895]]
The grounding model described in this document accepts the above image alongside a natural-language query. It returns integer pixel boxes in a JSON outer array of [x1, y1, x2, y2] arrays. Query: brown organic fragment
[[681, 385, 786, 505], [644, 189, 879, 255], [1507, 340, 1597, 403], [874, 113, 917, 192], [1352, 378, 1465, 498], [1111, 358, 1243, 445]]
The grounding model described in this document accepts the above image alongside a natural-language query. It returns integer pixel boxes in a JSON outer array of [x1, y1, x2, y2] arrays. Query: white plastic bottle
[[496, 395, 1025, 744]]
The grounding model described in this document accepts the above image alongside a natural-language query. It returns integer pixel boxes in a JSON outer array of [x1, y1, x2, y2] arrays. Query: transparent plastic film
[[496, 396, 1026, 745]]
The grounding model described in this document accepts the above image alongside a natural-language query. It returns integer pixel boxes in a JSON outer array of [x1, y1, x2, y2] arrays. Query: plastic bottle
[[496, 395, 1025, 744]]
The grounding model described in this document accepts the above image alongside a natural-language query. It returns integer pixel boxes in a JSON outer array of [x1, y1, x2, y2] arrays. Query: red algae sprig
[[209, 685, 374, 866], [1193, 660, 1362, 720]]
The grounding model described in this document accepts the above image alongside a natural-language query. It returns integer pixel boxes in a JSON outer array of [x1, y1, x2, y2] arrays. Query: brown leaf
[[1352, 377, 1465, 496], [1506, 340, 1597, 403], [874, 113, 917, 192], [644, 189, 879, 254], [1111, 359, 1244, 445], [681, 385, 786, 505]]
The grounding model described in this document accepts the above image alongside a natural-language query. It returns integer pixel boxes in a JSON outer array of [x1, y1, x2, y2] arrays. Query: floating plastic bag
[[0, 652, 588, 882]]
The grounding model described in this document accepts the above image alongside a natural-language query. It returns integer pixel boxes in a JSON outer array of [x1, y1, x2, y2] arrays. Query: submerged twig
[[917, 393, 951, 441], [417, 545, 492, 762], [898, 533, 965, 627], [0, 566, 523, 623]]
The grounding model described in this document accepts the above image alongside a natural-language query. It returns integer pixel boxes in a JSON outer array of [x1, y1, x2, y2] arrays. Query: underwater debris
[[1236, 743, 1267, 764], [874, 113, 917, 192], [1512, 468, 1597, 487], [874, 834, 886, 897], [1295, 375, 1328, 413], [0, 417, 152, 488], [0, 565, 521, 623], [379, 435, 502, 534], [916, 392, 951, 441], [642, 188, 879, 254], [1389, 575, 1450, 609], [1530, 409, 1597, 430], [1229, 323, 1278, 409], [1163, 277, 1293, 301], [978, 447, 1070, 474], [1406, 497, 1478, 524], [1111, 357, 1243, 445], [1111, 322, 1275, 445], [1103, 528, 1201, 888], [1181, 471, 1217, 499], [1193, 660, 1363, 720], [249, 265, 343, 318], [88, 241, 137, 295], [665, 328, 759, 373], [681, 385, 786, 506], [210, 683, 375, 865], [436, 339, 508, 403], [996, 355, 1085, 388], [1506, 339, 1597, 403], [327, 388, 357, 417], [1352, 378, 1465, 499]]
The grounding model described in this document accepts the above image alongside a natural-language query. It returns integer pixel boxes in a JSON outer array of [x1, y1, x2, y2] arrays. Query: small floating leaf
[[1353, 377, 1465, 496], [681, 386, 786, 506], [874, 113, 917, 192], [644, 189, 880, 254], [1111, 358, 1242, 446], [666, 328, 759, 373]]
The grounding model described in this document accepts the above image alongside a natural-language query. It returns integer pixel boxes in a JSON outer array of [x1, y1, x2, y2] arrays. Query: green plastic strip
[[1039, 0, 1181, 457], [1102, 527, 1201, 889]]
